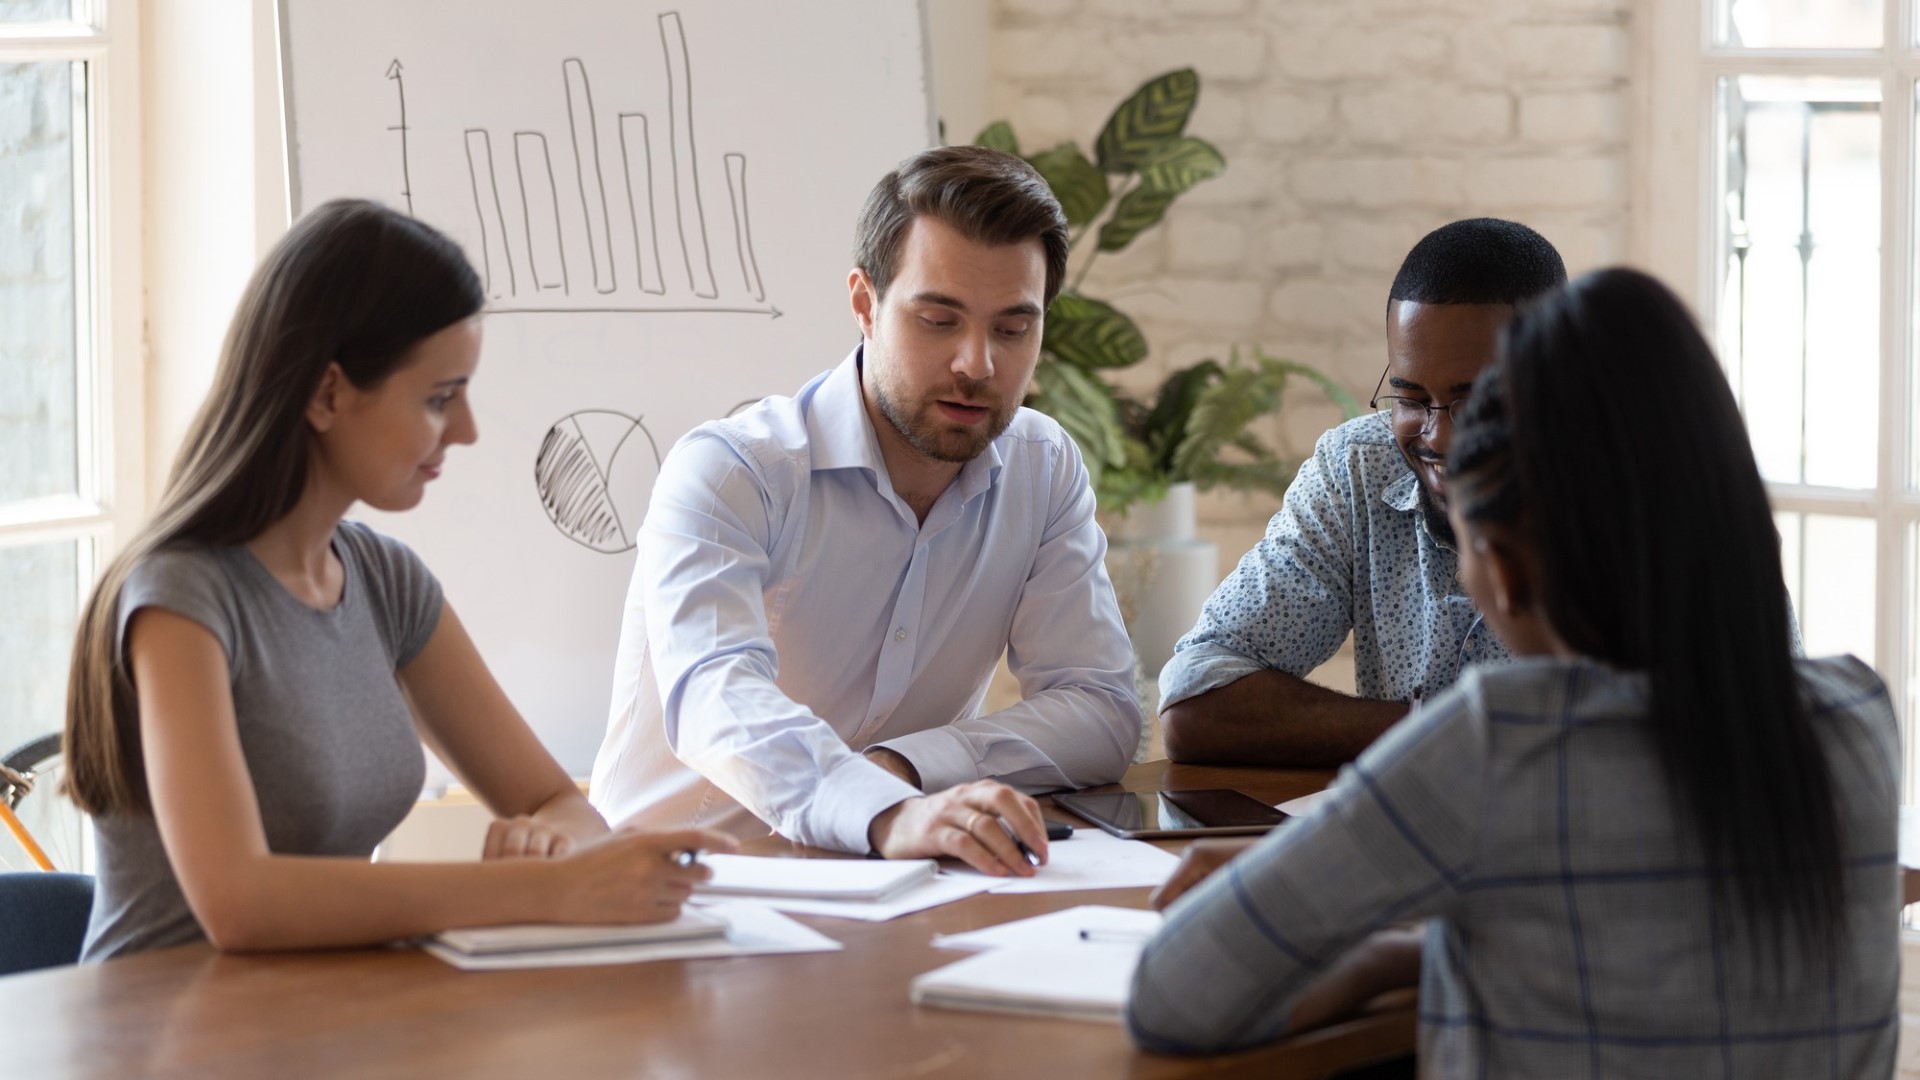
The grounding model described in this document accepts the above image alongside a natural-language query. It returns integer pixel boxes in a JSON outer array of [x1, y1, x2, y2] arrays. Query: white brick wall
[[983, 0, 1630, 557]]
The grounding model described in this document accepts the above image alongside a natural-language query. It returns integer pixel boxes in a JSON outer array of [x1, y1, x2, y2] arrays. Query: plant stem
[[1070, 175, 1138, 294]]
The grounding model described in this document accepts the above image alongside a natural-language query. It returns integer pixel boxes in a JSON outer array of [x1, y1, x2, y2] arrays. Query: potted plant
[[975, 69, 1360, 674]]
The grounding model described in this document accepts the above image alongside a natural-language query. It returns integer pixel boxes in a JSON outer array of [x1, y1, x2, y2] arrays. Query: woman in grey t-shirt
[[63, 201, 735, 960]]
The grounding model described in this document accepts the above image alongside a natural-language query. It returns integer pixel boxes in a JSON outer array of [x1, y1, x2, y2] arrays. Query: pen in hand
[[671, 849, 701, 869]]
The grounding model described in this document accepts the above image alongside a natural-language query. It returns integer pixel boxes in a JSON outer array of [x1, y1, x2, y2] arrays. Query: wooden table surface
[[2, 761, 1418, 1080]]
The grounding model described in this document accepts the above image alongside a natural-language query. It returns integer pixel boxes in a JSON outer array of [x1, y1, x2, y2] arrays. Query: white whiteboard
[[280, 0, 935, 774]]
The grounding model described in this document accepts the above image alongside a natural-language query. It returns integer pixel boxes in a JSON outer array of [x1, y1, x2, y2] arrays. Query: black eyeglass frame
[[1368, 366, 1472, 432]]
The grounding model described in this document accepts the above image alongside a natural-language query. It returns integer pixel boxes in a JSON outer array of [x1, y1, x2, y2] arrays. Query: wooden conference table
[[3, 761, 1417, 1080]]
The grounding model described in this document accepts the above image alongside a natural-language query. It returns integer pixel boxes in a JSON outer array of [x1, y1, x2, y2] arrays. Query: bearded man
[[590, 146, 1140, 876]]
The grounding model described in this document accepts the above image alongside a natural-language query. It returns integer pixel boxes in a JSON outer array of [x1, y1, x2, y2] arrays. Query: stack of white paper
[[696, 854, 938, 901], [910, 944, 1142, 1023], [431, 910, 729, 958], [421, 904, 841, 971]]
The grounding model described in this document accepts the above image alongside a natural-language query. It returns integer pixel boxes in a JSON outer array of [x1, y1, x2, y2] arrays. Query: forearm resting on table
[[1160, 669, 1408, 767], [185, 854, 562, 953], [1283, 926, 1424, 1034]]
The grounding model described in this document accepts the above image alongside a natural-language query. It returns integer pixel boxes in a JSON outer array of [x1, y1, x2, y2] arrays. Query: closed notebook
[[695, 854, 938, 902], [432, 910, 728, 957], [910, 944, 1141, 1023]]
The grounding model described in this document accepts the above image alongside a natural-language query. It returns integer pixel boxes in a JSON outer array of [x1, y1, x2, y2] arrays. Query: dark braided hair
[[1447, 267, 1843, 975]]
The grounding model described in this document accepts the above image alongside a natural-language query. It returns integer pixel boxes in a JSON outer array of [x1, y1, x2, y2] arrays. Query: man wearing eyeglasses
[[1157, 219, 1567, 766]]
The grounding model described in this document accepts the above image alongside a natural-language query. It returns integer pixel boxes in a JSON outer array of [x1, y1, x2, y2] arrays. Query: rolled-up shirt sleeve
[[1159, 428, 1359, 709], [643, 433, 920, 853], [872, 433, 1140, 794]]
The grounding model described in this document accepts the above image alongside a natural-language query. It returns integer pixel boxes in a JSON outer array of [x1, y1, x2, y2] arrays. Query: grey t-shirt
[[82, 521, 441, 961]]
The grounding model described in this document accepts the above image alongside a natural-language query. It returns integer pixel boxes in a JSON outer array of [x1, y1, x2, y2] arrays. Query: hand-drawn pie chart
[[534, 410, 661, 553]]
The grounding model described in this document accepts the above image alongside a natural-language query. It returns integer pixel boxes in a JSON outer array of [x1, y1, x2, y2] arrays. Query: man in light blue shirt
[[1158, 220, 1566, 767], [590, 147, 1140, 875]]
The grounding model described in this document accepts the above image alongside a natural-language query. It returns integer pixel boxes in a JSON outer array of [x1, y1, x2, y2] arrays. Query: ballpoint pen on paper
[[1077, 928, 1153, 944], [672, 849, 701, 868]]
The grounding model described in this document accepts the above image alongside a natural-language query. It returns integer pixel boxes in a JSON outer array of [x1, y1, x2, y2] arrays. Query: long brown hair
[[66, 200, 483, 815]]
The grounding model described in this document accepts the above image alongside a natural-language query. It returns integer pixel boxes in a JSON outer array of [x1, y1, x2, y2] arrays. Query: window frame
[[1642, 0, 1919, 804], [0, 0, 144, 644]]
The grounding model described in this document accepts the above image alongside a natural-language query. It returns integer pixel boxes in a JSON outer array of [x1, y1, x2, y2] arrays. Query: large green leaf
[[974, 121, 1020, 156], [1143, 359, 1222, 468], [1043, 292, 1148, 370], [1097, 185, 1177, 252], [1026, 143, 1110, 227], [1027, 358, 1129, 476], [1094, 68, 1199, 173], [1137, 137, 1225, 195]]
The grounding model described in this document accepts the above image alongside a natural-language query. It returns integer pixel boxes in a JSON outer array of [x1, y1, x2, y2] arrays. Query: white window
[[0, 0, 141, 868], [1643, 0, 1914, 802]]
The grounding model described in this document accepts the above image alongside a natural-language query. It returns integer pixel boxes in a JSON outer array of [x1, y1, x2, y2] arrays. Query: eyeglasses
[[1369, 367, 1469, 435]]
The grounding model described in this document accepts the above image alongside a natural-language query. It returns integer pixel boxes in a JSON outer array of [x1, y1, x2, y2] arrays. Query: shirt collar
[[807, 346, 886, 473], [1383, 468, 1421, 514], [806, 346, 1007, 510]]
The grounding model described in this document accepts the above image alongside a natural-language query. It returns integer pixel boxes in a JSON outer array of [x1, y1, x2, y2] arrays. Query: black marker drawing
[[492, 304, 780, 317], [723, 153, 766, 302], [535, 410, 662, 554], [514, 131, 569, 293], [618, 113, 667, 295], [661, 11, 719, 299], [386, 59, 413, 215], [463, 129, 516, 298], [384, 13, 772, 315], [563, 59, 617, 295]]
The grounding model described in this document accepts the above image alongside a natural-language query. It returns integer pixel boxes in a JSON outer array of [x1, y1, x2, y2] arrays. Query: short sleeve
[[117, 548, 243, 673], [337, 522, 444, 668]]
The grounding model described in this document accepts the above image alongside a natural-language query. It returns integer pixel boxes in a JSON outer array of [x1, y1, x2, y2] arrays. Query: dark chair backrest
[[0, 872, 93, 975]]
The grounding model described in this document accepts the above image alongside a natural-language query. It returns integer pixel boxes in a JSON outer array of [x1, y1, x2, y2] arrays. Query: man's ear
[[849, 267, 878, 338], [1476, 533, 1534, 616], [306, 362, 346, 434]]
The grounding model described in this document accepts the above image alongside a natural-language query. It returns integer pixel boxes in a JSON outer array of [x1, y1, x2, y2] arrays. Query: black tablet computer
[[1052, 789, 1289, 840]]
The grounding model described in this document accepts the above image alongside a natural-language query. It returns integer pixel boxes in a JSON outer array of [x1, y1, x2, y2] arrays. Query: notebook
[[695, 854, 939, 902], [909, 944, 1141, 1023], [431, 909, 729, 957]]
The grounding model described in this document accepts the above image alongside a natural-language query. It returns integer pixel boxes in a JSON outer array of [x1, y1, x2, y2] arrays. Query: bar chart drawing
[[407, 10, 776, 316]]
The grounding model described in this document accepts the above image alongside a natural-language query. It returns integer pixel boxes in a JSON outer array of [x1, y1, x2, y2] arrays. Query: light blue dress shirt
[[590, 349, 1141, 853]]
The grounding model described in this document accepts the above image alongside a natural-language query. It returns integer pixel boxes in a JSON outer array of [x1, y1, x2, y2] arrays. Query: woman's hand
[[1150, 837, 1260, 910], [482, 814, 580, 859], [551, 827, 740, 924]]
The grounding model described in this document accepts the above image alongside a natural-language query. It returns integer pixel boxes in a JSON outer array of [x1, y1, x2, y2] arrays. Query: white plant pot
[[1103, 482, 1218, 678]]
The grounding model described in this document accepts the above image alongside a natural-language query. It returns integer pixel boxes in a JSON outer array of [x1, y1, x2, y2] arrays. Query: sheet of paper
[[696, 853, 936, 901], [1276, 788, 1333, 818], [910, 943, 1141, 1022], [421, 903, 840, 971], [932, 904, 1162, 952], [948, 829, 1180, 894], [433, 910, 727, 955], [697, 872, 1000, 922]]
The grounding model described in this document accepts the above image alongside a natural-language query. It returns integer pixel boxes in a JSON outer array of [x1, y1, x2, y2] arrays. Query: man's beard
[[873, 376, 1015, 464]]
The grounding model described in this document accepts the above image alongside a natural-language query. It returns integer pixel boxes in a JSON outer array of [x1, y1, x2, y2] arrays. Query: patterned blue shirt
[[1129, 654, 1902, 1076], [1160, 412, 1508, 708]]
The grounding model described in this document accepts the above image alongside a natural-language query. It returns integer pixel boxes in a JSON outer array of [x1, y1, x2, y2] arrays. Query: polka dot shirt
[[1159, 412, 1510, 708]]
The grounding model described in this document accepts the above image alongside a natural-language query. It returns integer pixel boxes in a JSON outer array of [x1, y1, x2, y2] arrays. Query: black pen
[[671, 848, 701, 868], [1078, 928, 1151, 943]]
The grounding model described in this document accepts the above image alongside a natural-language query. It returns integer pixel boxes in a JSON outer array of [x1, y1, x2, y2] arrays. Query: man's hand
[[867, 779, 1047, 877], [1149, 837, 1259, 909]]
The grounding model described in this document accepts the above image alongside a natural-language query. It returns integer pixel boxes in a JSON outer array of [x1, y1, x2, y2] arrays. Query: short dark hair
[[1388, 218, 1567, 308], [853, 145, 1070, 306]]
